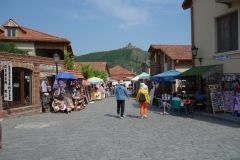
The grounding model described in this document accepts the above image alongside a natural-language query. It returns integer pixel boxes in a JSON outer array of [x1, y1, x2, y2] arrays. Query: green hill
[[74, 47, 149, 75]]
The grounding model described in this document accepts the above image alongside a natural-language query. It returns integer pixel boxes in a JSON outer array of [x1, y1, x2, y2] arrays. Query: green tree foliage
[[94, 70, 109, 82], [80, 64, 95, 79], [64, 52, 74, 70], [0, 42, 29, 54], [80, 64, 109, 82], [74, 47, 149, 74]]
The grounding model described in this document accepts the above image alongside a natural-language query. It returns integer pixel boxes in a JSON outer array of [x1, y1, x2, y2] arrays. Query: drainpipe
[[190, 5, 195, 67]]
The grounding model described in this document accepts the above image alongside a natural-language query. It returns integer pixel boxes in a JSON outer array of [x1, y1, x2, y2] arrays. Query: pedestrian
[[114, 80, 129, 119], [110, 85, 114, 96], [136, 83, 150, 119]]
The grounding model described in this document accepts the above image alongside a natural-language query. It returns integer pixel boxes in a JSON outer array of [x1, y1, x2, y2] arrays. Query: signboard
[[216, 55, 229, 61], [209, 84, 225, 114], [4, 62, 13, 101]]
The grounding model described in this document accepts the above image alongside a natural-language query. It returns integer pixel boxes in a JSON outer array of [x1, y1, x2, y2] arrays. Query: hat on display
[[54, 98, 59, 103]]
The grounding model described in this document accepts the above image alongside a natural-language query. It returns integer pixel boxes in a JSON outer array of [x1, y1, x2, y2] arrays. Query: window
[[7, 28, 16, 37], [217, 11, 238, 53]]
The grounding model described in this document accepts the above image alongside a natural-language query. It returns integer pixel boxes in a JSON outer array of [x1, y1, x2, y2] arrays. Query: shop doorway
[[1, 68, 32, 109]]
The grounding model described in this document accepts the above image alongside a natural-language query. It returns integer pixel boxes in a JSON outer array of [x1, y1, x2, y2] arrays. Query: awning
[[178, 64, 223, 79]]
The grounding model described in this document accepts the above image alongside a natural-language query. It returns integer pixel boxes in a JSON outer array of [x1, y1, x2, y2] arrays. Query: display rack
[[179, 76, 198, 99], [209, 84, 225, 114]]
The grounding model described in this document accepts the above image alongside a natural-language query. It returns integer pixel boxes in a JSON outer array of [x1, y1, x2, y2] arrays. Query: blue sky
[[0, 0, 190, 56]]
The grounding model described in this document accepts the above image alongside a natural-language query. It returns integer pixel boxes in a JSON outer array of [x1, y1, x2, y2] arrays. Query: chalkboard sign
[[209, 84, 225, 114]]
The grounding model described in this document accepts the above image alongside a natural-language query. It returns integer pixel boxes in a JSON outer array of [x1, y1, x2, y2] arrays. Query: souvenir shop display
[[52, 98, 60, 112], [42, 93, 51, 112], [209, 84, 225, 114], [223, 91, 234, 113], [234, 92, 240, 116], [40, 80, 52, 112], [72, 86, 86, 111], [51, 76, 88, 113]]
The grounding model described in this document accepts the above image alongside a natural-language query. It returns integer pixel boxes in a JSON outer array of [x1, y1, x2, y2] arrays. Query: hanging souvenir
[[41, 80, 47, 92], [54, 88, 60, 97], [58, 80, 66, 89], [52, 80, 59, 89]]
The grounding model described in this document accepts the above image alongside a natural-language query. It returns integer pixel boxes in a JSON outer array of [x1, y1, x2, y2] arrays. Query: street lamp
[[53, 52, 60, 75], [191, 46, 202, 65]]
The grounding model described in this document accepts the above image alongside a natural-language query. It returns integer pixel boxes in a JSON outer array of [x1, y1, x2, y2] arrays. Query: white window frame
[[5, 28, 17, 37], [212, 5, 240, 56]]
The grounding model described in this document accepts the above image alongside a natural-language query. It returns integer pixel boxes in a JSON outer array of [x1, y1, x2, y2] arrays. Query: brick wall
[[0, 52, 65, 119]]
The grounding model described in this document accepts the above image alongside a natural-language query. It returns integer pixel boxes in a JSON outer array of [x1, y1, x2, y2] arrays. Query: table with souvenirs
[[40, 77, 88, 114]]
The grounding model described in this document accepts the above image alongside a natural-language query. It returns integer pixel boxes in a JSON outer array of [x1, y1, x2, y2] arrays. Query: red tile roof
[[63, 70, 84, 79], [111, 76, 131, 81], [148, 44, 192, 60], [109, 65, 136, 76], [74, 62, 108, 72], [0, 19, 70, 43]]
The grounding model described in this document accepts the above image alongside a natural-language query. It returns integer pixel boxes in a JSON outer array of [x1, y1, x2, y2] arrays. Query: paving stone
[[0, 93, 240, 160]]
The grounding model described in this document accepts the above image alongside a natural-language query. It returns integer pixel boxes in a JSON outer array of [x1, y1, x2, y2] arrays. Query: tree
[[64, 52, 74, 70], [78, 64, 109, 82], [0, 42, 29, 54]]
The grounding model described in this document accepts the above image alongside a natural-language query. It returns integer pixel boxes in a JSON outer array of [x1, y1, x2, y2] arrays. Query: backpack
[[139, 93, 146, 102]]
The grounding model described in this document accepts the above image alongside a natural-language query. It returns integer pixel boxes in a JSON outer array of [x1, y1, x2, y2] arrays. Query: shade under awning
[[178, 64, 223, 79]]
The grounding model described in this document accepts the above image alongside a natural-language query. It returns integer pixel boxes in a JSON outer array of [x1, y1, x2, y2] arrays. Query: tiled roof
[[74, 62, 108, 72], [148, 44, 192, 60], [63, 69, 84, 79], [109, 65, 136, 76], [111, 76, 131, 81], [0, 19, 70, 43]]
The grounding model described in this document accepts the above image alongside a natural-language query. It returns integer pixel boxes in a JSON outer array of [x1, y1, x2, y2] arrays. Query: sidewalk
[[193, 111, 240, 124], [156, 104, 240, 124]]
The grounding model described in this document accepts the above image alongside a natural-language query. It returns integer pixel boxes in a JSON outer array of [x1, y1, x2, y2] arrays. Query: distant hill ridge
[[74, 43, 149, 74]]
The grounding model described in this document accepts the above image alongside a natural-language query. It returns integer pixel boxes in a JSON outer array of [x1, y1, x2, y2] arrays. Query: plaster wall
[[193, 0, 240, 74], [14, 42, 35, 56]]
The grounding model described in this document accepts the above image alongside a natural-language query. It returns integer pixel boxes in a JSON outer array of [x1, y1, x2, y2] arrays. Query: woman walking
[[136, 83, 150, 119]]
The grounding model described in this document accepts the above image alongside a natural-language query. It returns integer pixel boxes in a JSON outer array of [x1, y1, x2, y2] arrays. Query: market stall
[[87, 77, 104, 101], [50, 71, 89, 113], [178, 64, 223, 114]]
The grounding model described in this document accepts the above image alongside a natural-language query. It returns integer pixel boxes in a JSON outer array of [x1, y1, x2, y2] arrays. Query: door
[[1, 68, 32, 109]]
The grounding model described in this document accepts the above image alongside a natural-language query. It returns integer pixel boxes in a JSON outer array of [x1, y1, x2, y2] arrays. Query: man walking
[[114, 80, 129, 119]]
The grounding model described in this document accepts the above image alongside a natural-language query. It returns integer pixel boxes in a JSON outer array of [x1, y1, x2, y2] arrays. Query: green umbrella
[[138, 72, 150, 79]]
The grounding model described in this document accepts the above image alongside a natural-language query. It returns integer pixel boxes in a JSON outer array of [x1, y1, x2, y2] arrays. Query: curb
[[193, 112, 240, 125]]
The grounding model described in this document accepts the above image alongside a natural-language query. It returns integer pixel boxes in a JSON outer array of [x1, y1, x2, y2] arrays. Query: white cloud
[[86, 0, 149, 28]]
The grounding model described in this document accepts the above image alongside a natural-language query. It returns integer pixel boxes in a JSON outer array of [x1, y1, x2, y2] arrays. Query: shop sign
[[39, 64, 62, 71], [216, 55, 229, 61], [4, 62, 13, 101]]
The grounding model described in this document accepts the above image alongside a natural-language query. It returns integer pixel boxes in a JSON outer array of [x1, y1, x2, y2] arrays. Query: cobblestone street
[[0, 95, 240, 160]]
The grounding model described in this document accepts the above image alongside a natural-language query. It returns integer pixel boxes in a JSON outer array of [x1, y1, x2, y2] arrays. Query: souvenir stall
[[178, 64, 223, 114], [87, 77, 103, 101], [221, 74, 240, 116], [82, 80, 91, 104], [51, 72, 80, 113]]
